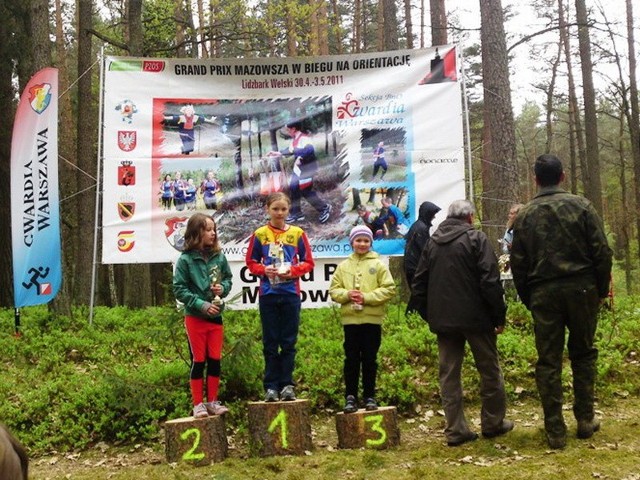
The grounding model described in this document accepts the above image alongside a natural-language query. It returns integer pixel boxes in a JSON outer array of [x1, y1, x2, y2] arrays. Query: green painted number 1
[[365, 414, 387, 447], [268, 409, 289, 449], [181, 427, 205, 461]]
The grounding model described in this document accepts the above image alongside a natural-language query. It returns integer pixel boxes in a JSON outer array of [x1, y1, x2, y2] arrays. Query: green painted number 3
[[181, 427, 205, 461], [365, 414, 387, 447], [268, 409, 289, 449]]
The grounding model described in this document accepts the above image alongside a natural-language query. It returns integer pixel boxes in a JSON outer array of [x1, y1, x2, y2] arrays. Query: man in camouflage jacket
[[510, 154, 612, 450]]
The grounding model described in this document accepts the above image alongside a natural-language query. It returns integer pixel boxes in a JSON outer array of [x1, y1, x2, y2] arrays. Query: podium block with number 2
[[164, 415, 228, 466]]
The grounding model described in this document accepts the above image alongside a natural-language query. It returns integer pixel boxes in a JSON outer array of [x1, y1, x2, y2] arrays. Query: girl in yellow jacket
[[329, 225, 396, 413]]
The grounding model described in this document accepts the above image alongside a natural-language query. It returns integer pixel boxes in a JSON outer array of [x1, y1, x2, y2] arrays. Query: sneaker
[[482, 419, 515, 438], [286, 213, 305, 222], [205, 401, 229, 415], [280, 385, 296, 401], [343, 395, 358, 414], [577, 418, 601, 439], [318, 204, 332, 224], [264, 389, 279, 402], [364, 397, 378, 411], [447, 432, 479, 447], [192, 402, 208, 419]]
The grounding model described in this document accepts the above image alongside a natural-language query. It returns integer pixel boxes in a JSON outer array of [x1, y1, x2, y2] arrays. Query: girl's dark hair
[[183, 213, 220, 252], [266, 192, 291, 207]]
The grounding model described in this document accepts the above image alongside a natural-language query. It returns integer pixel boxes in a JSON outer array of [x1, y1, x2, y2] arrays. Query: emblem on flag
[[28, 83, 53, 114], [118, 160, 136, 186], [118, 130, 137, 151], [117, 201, 136, 221], [165, 217, 189, 251], [117, 230, 135, 252]]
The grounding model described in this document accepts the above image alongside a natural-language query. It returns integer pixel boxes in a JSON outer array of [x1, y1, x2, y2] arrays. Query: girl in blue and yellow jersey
[[245, 192, 315, 403]]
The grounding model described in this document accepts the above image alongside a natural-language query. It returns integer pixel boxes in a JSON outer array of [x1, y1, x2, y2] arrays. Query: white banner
[[11, 68, 61, 307], [101, 47, 464, 264]]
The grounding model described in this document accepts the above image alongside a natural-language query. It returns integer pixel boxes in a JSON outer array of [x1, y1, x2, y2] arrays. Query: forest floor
[[30, 397, 640, 480]]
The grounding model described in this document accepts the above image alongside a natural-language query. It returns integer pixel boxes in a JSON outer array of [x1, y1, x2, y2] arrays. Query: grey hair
[[447, 199, 475, 219]]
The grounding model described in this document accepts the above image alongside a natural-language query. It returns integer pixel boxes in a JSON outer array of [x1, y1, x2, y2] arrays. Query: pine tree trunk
[[575, 0, 603, 215], [479, 0, 518, 245]]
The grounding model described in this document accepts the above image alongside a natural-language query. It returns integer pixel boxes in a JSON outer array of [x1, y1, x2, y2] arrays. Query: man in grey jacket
[[410, 199, 513, 446]]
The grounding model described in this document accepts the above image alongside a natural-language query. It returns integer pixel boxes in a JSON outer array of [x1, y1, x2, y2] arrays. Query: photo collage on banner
[[101, 48, 465, 306]]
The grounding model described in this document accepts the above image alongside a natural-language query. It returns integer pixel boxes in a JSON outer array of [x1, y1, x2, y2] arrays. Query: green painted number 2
[[365, 414, 387, 447], [268, 409, 289, 449], [181, 427, 205, 461]]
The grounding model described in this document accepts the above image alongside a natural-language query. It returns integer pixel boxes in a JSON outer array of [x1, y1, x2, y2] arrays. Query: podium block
[[247, 399, 313, 457], [164, 415, 228, 466], [335, 406, 400, 449]]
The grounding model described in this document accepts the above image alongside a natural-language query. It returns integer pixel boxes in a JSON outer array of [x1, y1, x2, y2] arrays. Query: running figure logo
[[22, 266, 52, 295]]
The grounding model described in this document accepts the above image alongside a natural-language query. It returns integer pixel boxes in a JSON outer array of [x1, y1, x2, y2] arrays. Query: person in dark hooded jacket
[[403, 201, 441, 286], [410, 199, 513, 446], [404, 201, 440, 315]]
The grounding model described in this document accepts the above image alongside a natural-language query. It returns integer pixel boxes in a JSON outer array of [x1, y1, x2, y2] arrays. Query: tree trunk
[[353, 0, 362, 52], [127, 0, 143, 56], [0, 2, 16, 306], [575, 0, 603, 215], [318, 0, 329, 55], [197, 0, 208, 57], [544, 40, 562, 152], [404, 0, 413, 49], [479, 0, 518, 245], [51, 0, 74, 317], [382, 0, 398, 50], [625, 0, 640, 265], [559, 0, 583, 194], [286, 2, 297, 57], [330, 0, 343, 54], [430, 0, 447, 45], [376, 0, 384, 51], [310, 0, 319, 55], [175, 0, 186, 57], [75, 0, 97, 306]]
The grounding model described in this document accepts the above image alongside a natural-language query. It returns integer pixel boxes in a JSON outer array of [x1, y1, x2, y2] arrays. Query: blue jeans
[[259, 293, 301, 391]]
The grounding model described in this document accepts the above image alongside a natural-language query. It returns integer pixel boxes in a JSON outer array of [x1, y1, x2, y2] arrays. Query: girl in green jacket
[[173, 213, 232, 419], [329, 225, 396, 413]]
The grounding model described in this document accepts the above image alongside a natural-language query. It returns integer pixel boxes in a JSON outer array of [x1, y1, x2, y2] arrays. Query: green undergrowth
[[1, 295, 640, 455]]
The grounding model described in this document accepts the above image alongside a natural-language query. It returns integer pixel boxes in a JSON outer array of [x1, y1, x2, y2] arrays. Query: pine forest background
[[0, 0, 639, 311]]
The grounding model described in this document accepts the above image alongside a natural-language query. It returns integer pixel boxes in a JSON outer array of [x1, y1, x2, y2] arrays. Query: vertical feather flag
[[10, 68, 61, 307]]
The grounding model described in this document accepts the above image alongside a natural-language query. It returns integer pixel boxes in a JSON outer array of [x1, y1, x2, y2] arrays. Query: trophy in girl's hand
[[209, 265, 223, 306], [351, 272, 363, 311], [276, 241, 290, 275]]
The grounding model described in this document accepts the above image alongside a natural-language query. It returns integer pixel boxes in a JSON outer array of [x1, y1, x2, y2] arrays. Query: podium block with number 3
[[335, 406, 400, 449]]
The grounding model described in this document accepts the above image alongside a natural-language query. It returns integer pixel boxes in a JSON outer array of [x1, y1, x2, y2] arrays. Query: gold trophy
[[209, 265, 224, 306], [351, 272, 363, 311], [276, 241, 289, 275]]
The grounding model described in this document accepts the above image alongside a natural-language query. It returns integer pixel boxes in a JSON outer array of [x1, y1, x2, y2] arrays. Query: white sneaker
[[193, 402, 208, 418], [205, 401, 229, 415], [319, 204, 332, 223]]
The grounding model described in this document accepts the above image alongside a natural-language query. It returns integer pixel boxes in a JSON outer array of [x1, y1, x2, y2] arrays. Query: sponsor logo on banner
[[21, 266, 52, 295], [115, 99, 138, 124], [143, 60, 165, 72], [336, 93, 360, 119], [117, 201, 136, 221], [118, 160, 136, 186], [28, 83, 53, 114], [117, 231, 135, 252], [165, 217, 189, 252], [118, 130, 137, 151]]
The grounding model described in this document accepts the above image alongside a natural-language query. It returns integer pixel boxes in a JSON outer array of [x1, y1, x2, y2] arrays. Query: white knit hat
[[349, 225, 373, 244]]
